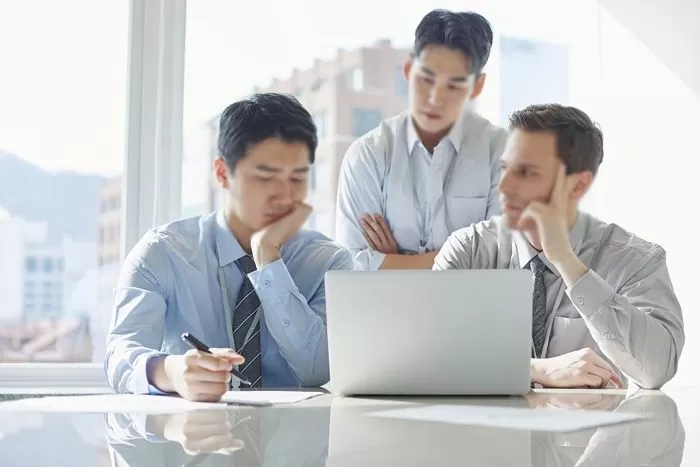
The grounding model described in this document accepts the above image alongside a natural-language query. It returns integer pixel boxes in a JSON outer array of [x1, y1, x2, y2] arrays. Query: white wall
[[583, 0, 700, 387]]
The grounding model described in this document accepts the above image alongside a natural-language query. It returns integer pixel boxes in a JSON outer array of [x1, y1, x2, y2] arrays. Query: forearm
[[379, 252, 438, 269], [568, 271, 683, 388], [249, 259, 329, 386]]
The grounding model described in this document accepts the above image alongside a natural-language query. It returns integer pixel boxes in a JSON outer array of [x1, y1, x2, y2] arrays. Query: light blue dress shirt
[[105, 211, 352, 394], [335, 108, 507, 270]]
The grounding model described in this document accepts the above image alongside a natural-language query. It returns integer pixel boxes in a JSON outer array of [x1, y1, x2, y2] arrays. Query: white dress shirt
[[336, 109, 507, 270]]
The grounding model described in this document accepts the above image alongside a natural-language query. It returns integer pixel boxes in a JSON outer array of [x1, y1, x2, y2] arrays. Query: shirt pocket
[[445, 196, 488, 231]]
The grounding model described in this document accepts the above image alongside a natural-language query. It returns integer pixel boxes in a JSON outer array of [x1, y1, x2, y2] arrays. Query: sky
[[0, 0, 595, 176]]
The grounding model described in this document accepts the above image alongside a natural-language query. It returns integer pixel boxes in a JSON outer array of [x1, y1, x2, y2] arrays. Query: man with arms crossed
[[105, 93, 352, 400], [336, 9, 506, 270], [434, 103, 684, 389]]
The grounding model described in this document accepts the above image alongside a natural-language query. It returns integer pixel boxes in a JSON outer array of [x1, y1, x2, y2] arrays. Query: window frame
[[0, 0, 186, 388]]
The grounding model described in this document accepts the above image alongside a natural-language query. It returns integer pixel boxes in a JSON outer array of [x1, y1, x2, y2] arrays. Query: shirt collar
[[406, 108, 466, 155], [513, 211, 588, 274], [214, 210, 247, 267]]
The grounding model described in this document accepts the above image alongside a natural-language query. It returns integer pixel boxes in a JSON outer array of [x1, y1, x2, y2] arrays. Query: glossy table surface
[[0, 385, 697, 466]]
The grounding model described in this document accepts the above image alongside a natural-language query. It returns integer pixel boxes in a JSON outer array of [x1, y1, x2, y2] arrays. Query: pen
[[181, 332, 252, 385]]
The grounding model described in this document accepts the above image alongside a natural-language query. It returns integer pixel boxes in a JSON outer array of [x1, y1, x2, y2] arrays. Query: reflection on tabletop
[[105, 390, 684, 467]]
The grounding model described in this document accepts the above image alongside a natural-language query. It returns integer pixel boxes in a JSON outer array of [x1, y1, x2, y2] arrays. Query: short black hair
[[508, 104, 604, 176], [217, 93, 317, 171], [413, 9, 494, 75]]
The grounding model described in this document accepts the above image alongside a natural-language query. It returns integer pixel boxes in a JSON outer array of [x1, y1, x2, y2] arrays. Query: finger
[[186, 368, 232, 384], [210, 348, 245, 365], [585, 351, 615, 374], [362, 231, 380, 251], [583, 363, 615, 387], [582, 374, 604, 388], [291, 203, 313, 223], [190, 382, 229, 401], [183, 435, 245, 455], [610, 372, 623, 388], [361, 217, 387, 248], [374, 215, 398, 250], [550, 164, 568, 210], [515, 204, 543, 231], [189, 352, 234, 372]]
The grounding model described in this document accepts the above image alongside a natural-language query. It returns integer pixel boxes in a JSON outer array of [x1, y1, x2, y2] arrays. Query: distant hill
[[0, 149, 106, 244]]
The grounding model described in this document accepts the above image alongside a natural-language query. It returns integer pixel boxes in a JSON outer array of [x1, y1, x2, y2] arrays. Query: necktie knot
[[237, 255, 257, 275], [529, 256, 547, 275]]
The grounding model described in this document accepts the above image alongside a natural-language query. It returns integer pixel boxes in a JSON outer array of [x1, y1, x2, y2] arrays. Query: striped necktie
[[233, 255, 262, 388], [529, 256, 548, 358]]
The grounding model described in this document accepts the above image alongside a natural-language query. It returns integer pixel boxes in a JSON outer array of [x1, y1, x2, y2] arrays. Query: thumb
[[210, 348, 245, 365]]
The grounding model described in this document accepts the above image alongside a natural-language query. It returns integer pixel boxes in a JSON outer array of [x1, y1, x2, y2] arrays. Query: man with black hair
[[336, 9, 506, 270], [105, 93, 352, 400]]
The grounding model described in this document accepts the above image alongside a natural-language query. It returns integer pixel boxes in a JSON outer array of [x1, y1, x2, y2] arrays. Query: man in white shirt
[[335, 9, 506, 270], [435, 103, 684, 389]]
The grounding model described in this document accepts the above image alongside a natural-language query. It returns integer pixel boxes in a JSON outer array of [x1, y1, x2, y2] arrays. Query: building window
[[396, 65, 408, 96], [56, 258, 64, 273], [351, 67, 364, 91], [43, 258, 53, 273], [25, 257, 37, 273], [313, 111, 328, 139], [352, 108, 382, 137]]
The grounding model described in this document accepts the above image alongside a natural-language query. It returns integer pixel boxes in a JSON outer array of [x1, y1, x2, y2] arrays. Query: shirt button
[[282, 319, 290, 327], [576, 297, 585, 306], [263, 279, 271, 288], [604, 333, 614, 340]]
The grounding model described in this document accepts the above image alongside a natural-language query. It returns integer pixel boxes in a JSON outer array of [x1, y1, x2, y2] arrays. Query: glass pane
[[183, 0, 599, 235], [0, 0, 129, 363]]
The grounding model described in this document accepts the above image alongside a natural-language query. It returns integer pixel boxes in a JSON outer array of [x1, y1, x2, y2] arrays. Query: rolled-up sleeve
[[335, 137, 387, 271], [567, 247, 684, 389], [104, 233, 170, 394]]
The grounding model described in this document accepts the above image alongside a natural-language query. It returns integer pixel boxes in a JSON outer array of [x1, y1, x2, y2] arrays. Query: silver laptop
[[325, 269, 532, 396]]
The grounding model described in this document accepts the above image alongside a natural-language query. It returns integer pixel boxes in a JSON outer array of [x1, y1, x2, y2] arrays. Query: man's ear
[[469, 73, 486, 99], [569, 171, 594, 202], [213, 157, 230, 188]]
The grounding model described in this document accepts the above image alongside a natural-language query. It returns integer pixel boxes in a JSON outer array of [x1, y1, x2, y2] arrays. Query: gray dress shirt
[[433, 211, 684, 389]]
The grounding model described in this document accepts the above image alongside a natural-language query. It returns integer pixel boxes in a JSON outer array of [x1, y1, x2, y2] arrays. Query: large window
[[0, 0, 128, 365]]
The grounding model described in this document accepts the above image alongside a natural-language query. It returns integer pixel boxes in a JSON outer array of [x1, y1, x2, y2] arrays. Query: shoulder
[[342, 112, 408, 169], [125, 213, 215, 266], [449, 216, 507, 250], [586, 214, 664, 258]]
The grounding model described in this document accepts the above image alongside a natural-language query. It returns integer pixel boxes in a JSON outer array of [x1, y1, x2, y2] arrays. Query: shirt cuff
[[567, 269, 616, 319], [351, 249, 386, 271], [139, 353, 169, 395], [248, 258, 296, 300]]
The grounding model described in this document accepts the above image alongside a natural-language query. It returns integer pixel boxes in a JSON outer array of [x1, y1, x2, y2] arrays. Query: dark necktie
[[233, 255, 262, 388], [529, 256, 548, 358]]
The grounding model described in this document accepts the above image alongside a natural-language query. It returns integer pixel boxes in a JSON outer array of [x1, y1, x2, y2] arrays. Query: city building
[[0, 210, 95, 362], [180, 39, 411, 236], [97, 176, 122, 267], [254, 38, 410, 236]]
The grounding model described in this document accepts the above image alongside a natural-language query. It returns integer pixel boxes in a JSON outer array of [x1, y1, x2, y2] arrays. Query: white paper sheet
[[0, 391, 324, 413], [220, 390, 323, 405], [369, 404, 647, 432]]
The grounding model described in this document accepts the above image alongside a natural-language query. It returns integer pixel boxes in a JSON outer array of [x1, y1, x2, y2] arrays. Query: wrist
[[156, 355, 177, 393], [552, 253, 588, 289], [252, 242, 281, 267], [530, 358, 547, 385]]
